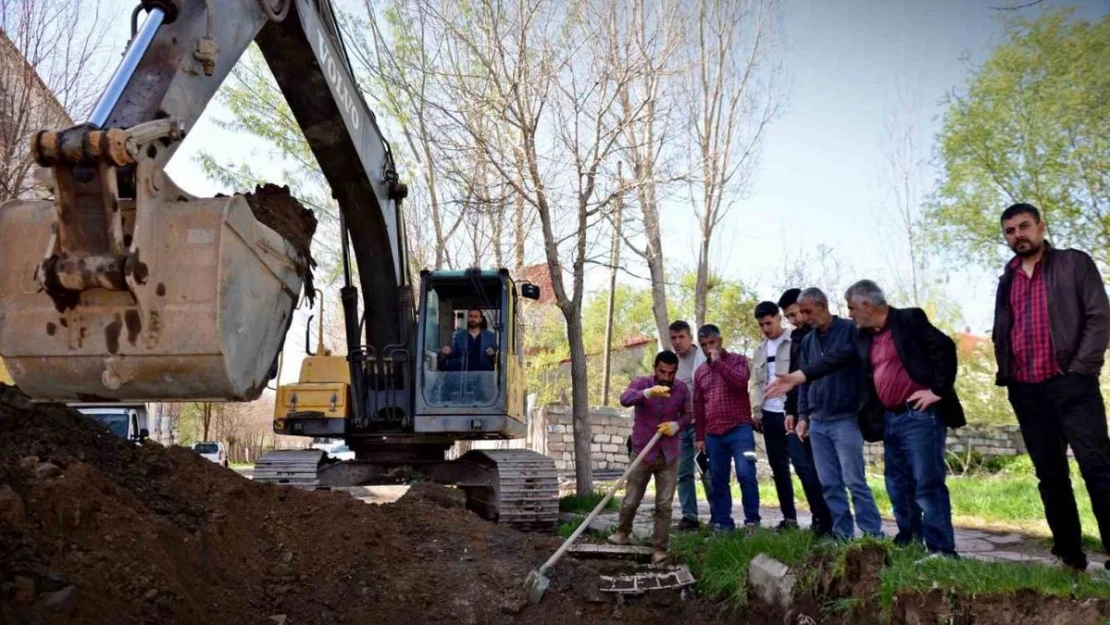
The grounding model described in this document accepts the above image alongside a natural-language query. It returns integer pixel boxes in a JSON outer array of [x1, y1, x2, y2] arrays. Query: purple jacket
[[619, 376, 691, 464]]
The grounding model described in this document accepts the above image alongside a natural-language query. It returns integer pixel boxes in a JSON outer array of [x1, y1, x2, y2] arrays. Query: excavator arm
[[0, 0, 410, 403]]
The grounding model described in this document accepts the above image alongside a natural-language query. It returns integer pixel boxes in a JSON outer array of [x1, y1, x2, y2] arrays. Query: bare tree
[[0, 0, 112, 201], [876, 94, 929, 307], [685, 0, 781, 328], [420, 0, 646, 495], [610, 0, 687, 350]]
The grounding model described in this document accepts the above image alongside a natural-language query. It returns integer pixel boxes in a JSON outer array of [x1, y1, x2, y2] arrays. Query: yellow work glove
[[643, 385, 672, 399], [657, 421, 680, 437]]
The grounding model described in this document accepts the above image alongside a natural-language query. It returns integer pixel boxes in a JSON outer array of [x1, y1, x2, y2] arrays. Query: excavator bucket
[[0, 191, 305, 402]]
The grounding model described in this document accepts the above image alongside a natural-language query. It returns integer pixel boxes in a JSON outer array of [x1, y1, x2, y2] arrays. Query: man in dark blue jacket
[[792, 288, 883, 539], [771, 281, 964, 556]]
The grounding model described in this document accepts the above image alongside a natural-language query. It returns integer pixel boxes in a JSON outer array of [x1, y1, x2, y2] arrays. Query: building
[[0, 28, 72, 201]]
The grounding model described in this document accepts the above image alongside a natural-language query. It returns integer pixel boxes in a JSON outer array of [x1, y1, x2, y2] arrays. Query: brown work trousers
[[616, 454, 679, 550]]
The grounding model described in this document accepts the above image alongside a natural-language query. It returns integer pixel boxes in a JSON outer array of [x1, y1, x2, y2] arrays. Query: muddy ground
[[1, 383, 1108, 624]]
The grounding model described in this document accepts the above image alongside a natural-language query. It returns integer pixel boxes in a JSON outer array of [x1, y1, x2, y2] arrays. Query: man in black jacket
[[769, 280, 964, 556], [994, 202, 1110, 572]]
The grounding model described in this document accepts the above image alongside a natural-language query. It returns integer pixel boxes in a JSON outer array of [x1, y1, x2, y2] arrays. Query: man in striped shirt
[[693, 324, 759, 530], [610, 350, 690, 563]]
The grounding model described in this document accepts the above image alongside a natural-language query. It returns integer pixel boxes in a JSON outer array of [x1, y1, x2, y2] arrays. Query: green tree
[[671, 272, 762, 355], [928, 11, 1110, 270]]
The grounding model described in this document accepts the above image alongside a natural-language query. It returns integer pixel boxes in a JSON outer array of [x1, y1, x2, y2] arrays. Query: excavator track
[[463, 449, 560, 532], [251, 447, 559, 532]]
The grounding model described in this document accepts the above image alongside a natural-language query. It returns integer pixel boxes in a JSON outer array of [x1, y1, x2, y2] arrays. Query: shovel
[[523, 430, 664, 604]]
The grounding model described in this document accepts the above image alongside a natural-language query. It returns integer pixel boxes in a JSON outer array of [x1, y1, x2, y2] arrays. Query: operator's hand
[[752, 417, 763, 433], [785, 414, 796, 434], [485, 347, 496, 357], [908, 389, 942, 411], [694, 439, 706, 453], [643, 385, 672, 399], [765, 371, 805, 399], [657, 421, 680, 437], [440, 345, 452, 356], [795, 419, 810, 441]]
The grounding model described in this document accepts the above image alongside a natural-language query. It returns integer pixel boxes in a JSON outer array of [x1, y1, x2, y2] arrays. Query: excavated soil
[[243, 183, 317, 301], [0, 385, 715, 625], [3, 383, 1109, 624]]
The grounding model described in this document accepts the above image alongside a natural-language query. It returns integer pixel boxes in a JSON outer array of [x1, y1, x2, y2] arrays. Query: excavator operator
[[438, 308, 498, 372]]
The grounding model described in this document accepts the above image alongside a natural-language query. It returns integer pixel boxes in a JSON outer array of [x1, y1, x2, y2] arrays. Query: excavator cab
[[414, 269, 538, 439]]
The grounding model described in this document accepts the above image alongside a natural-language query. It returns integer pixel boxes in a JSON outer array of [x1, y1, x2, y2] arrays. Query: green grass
[[705, 456, 1099, 549], [557, 515, 586, 538], [672, 528, 1110, 616], [877, 542, 1110, 620], [559, 490, 620, 514]]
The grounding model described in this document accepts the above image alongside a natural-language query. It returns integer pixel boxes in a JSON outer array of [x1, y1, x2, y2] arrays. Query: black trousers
[[762, 411, 833, 533], [1009, 374, 1110, 568]]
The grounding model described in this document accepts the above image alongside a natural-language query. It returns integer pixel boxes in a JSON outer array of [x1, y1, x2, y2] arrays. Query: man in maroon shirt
[[693, 324, 758, 531], [610, 350, 690, 564], [767, 280, 965, 554], [994, 203, 1110, 572]]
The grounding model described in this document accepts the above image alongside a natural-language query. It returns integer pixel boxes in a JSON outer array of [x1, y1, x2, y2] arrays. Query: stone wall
[[535, 404, 632, 476], [861, 423, 1028, 465]]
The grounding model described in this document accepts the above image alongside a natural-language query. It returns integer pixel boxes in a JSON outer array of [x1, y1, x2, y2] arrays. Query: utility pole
[[601, 163, 624, 406]]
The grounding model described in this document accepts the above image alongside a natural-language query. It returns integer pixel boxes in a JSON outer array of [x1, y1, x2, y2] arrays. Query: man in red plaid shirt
[[995, 203, 1110, 573], [693, 324, 759, 531]]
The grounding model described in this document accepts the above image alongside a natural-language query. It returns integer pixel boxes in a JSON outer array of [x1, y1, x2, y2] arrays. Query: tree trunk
[[565, 312, 593, 495], [601, 172, 624, 406], [694, 233, 711, 330]]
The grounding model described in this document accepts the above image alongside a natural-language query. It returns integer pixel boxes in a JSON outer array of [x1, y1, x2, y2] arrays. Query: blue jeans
[[678, 427, 713, 522], [884, 407, 955, 553], [706, 425, 760, 529], [808, 415, 883, 538]]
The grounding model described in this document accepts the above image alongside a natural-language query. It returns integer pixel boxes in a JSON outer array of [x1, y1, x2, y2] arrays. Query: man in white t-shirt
[[670, 320, 713, 530], [751, 300, 829, 533]]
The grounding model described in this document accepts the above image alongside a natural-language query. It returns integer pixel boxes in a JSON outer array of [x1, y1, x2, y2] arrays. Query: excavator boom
[[0, 0, 408, 402]]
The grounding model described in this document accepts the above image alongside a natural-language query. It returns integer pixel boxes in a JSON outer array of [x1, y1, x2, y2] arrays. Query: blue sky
[[93, 0, 1109, 348]]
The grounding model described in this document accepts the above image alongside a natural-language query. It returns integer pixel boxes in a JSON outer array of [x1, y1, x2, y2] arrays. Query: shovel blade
[[523, 569, 550, 604]]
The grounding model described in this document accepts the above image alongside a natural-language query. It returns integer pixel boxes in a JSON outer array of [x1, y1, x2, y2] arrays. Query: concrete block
[[593, 434, 612, 444], [747, 553, 795, 610], [554, 461, 567, 470], [562, 434, 575, 443], [602, 444, 619, 453], [590, 443, 602, 452], [547, 424, 566, 433], [611, 435, 625, 445], [548, 442, 566, 452], [591, 452, 607, 462]]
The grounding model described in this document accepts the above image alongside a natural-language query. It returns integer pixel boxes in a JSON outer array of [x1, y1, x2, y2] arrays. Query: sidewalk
[[575, 496, 1106, 567]]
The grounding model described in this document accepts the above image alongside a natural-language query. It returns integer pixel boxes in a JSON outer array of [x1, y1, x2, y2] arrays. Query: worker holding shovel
[[609, 350, 691, 564]]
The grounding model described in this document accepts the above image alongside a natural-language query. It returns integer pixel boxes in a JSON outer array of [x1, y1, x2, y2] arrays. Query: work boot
[[676, 517, 700, 532], [607, 531, 630, 546], [651, 549, 668, 565]]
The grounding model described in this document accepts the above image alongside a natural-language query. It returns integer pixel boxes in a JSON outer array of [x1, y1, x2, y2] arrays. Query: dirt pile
[[243, 183, 317, 301], [0, 385, 712, 625]]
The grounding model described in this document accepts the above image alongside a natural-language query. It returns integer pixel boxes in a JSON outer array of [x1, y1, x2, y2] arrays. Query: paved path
[[571, 497, 1106, 567]]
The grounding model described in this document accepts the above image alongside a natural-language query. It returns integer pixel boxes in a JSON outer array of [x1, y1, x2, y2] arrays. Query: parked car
[[193, 441, 228, 468], [76, 405, 149, 444]]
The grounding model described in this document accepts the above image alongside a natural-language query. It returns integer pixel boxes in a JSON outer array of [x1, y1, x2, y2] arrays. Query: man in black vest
[[768, 280, 965, 556]]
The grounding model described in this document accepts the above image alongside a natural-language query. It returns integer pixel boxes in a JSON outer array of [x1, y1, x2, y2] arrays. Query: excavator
[[0, 0, 558, 530]]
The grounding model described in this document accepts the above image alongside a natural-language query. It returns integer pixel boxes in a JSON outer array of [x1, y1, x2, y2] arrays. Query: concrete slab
[[983, 533, 1023, 545]]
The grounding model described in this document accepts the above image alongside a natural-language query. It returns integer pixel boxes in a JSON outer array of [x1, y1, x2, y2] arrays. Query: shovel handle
[[537, 430, 665, 574]]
